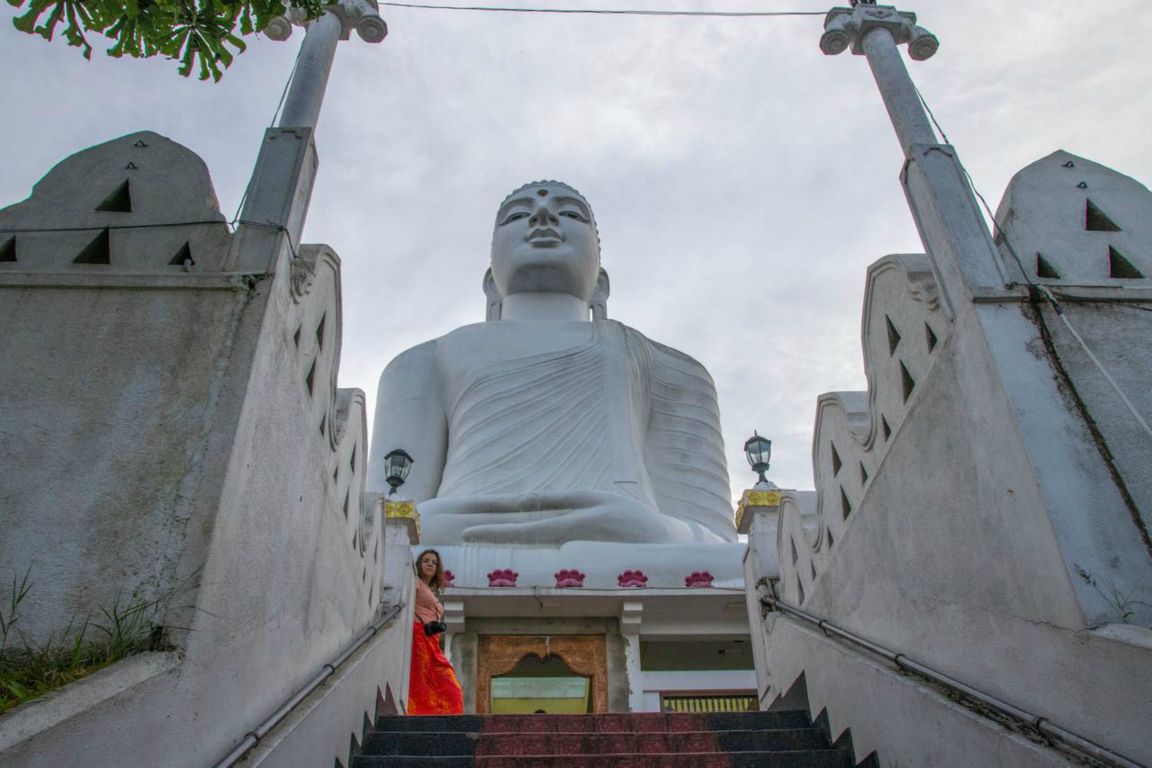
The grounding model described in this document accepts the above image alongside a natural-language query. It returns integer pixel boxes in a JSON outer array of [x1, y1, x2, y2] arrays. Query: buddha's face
[[490, 183, 599, 302]]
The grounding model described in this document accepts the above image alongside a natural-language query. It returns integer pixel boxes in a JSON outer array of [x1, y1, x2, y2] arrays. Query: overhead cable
[[379, 2, 825, 17]]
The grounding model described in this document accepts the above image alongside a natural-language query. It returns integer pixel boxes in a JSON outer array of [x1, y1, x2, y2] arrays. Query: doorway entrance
[[476, 635, 608, 714]]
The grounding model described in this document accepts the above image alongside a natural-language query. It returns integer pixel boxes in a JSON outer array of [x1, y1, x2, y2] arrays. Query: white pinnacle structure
[[227, 1, 387, 273], [267, 0, 388, 129], [821, 4, 1004, 316]]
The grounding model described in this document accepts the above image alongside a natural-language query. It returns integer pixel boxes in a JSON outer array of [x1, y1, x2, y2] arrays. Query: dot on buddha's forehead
[[537, 189, 548, 197]]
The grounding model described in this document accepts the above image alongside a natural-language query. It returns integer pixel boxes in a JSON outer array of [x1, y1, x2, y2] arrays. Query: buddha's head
[[487, 181, 605, 307]]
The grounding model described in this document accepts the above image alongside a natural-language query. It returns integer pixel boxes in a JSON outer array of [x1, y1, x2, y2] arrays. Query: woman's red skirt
[[407, 622, 464, 715]]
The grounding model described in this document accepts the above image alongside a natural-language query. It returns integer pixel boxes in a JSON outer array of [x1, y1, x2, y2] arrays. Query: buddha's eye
[[500, 211, 529, 224], [560, 211, 589, 222]]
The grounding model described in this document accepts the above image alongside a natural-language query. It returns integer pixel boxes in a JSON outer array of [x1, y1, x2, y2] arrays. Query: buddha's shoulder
[[611, 322, 712, 378]]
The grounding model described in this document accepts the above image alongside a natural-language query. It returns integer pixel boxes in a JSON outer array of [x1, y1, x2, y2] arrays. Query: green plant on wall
[[0, 565, 172, 714]]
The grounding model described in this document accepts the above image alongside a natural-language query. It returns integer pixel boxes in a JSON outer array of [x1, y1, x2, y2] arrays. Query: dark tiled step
[[373, 710, 811, 734], [354, 750, 854, 768], [354, 759, 472, 767], [363, 731, 477, 756], [364, 728, 825, 756], [474, 729, 828, 756]]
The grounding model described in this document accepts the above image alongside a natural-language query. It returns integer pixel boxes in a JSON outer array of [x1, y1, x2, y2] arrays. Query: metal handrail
[[211, 602, 404, 768], [763, 595, 1146, 768]]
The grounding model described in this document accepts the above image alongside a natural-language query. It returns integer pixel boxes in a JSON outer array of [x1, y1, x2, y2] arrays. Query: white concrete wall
[[245, 612, 411, 768], [0, 133, 398, 768], [0, 132, 237, 645], [752, 154, 1152, 766]]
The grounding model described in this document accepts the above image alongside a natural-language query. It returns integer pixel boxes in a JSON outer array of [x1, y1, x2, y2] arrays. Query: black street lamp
[[743, 432, 772, 485], [382, 448, 414, 496]]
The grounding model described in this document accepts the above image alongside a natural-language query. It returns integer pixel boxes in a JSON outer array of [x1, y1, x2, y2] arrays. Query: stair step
[[352, 710, 851, 768], [364, 728, 828, 756], [355, 750, 854, 768], [373, 710, 811, 734]]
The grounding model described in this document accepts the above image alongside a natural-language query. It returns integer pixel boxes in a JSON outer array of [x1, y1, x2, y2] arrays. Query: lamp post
[[743, 432, 774, 488], [382, 448, 414, 497], [380, 448, 419, 542], [737, 432, 781, 535]]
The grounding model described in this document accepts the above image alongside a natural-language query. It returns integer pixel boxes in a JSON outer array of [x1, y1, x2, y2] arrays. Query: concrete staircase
[[352, 711, 859, 767]]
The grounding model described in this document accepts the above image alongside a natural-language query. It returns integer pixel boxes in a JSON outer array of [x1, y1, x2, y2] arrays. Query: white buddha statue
[[368, 181, 735, 546]]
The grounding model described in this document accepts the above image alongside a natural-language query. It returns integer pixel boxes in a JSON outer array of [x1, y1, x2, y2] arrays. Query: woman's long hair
[[414, 548, 445, 593]]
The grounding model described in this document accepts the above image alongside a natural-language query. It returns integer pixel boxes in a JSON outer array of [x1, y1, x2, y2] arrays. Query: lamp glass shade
[[744, 434, 772, 472], [383, 448, 414, 488]]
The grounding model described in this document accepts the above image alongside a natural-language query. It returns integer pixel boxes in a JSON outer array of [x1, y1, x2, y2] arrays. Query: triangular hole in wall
[[1109, 246, 1144, 279], [830, 443, 842, 476], [305, 358, 316, 396], [95, 180, 132, 213], [168, 242, 194, 267], [860, 462, 869, 484], [1036, 254, 1061, 279], [840, 487, 852, 520], [900, 362, 916, 403], [1085, 199, 1120, 232], [885, 315, 901, 354], [74, 229, 111, 264], [925, 323, 938, 352], [881, 415, 892, 441], [315, 313, 326, 351], [0, 236, 15, 262]]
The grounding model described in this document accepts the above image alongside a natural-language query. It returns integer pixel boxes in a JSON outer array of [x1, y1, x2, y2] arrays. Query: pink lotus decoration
[[617, 570, 648, 588], [442, 569, 455, 587], [684, 571, 714, 588], [554, 569, 586, 588], [487, 569, 519, 587]]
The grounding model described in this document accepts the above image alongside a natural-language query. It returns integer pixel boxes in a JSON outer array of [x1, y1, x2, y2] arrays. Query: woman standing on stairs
[[408, 549, 464, 715]]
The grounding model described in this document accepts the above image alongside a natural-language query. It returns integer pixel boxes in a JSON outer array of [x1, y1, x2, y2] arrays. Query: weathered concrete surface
[[753, 151, 1152, 767], [0, 132, 238, 644], [0, 133, 388, 768], [244, 611, 411, 768], [767, 618, 1069, 768]]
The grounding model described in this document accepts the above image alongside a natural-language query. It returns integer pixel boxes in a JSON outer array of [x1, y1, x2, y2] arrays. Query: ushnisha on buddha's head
[[489, 181, 602, 304]]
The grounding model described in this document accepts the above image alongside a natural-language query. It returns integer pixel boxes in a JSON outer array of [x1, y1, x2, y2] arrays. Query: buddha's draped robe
[[406, 320, 735, 545]]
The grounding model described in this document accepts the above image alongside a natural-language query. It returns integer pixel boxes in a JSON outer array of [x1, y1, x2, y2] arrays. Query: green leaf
[[9, 0, 323, 79]]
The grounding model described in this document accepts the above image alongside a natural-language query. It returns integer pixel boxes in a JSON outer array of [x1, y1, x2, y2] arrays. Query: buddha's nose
[[529, 207, 558, 227]]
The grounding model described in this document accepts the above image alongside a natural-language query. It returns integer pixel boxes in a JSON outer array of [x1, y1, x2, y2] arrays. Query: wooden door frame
[[476, 635, 609, 714]]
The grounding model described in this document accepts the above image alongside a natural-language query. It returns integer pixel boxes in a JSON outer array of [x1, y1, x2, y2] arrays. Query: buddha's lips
[[527, 227, 562, 244]]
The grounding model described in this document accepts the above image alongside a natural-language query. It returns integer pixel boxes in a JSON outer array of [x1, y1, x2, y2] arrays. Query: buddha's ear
[[591, 267, 610, 320], [483, 268, 503, 321]]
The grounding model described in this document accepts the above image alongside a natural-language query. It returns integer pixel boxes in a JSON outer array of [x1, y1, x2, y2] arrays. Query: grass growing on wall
[[0, 567, 171, 714]]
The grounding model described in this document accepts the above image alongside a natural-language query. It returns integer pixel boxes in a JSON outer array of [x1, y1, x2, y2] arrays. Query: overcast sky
[[2, 1, 1149, 499]]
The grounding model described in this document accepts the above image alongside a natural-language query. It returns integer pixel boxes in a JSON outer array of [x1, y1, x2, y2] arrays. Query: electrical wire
[[0, 220, 298, 260], [378, 2, 825, 17], [230, 43, 306, 228], [914, 83, 1035, 284], [914, 85, 1152, 444]]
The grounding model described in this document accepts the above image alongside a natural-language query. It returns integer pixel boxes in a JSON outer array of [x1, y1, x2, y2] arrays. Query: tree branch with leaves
[[7, 1, 326, 80]]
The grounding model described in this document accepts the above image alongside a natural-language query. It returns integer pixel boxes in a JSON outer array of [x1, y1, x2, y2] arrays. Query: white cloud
[[2, 0, 1149, 502]]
